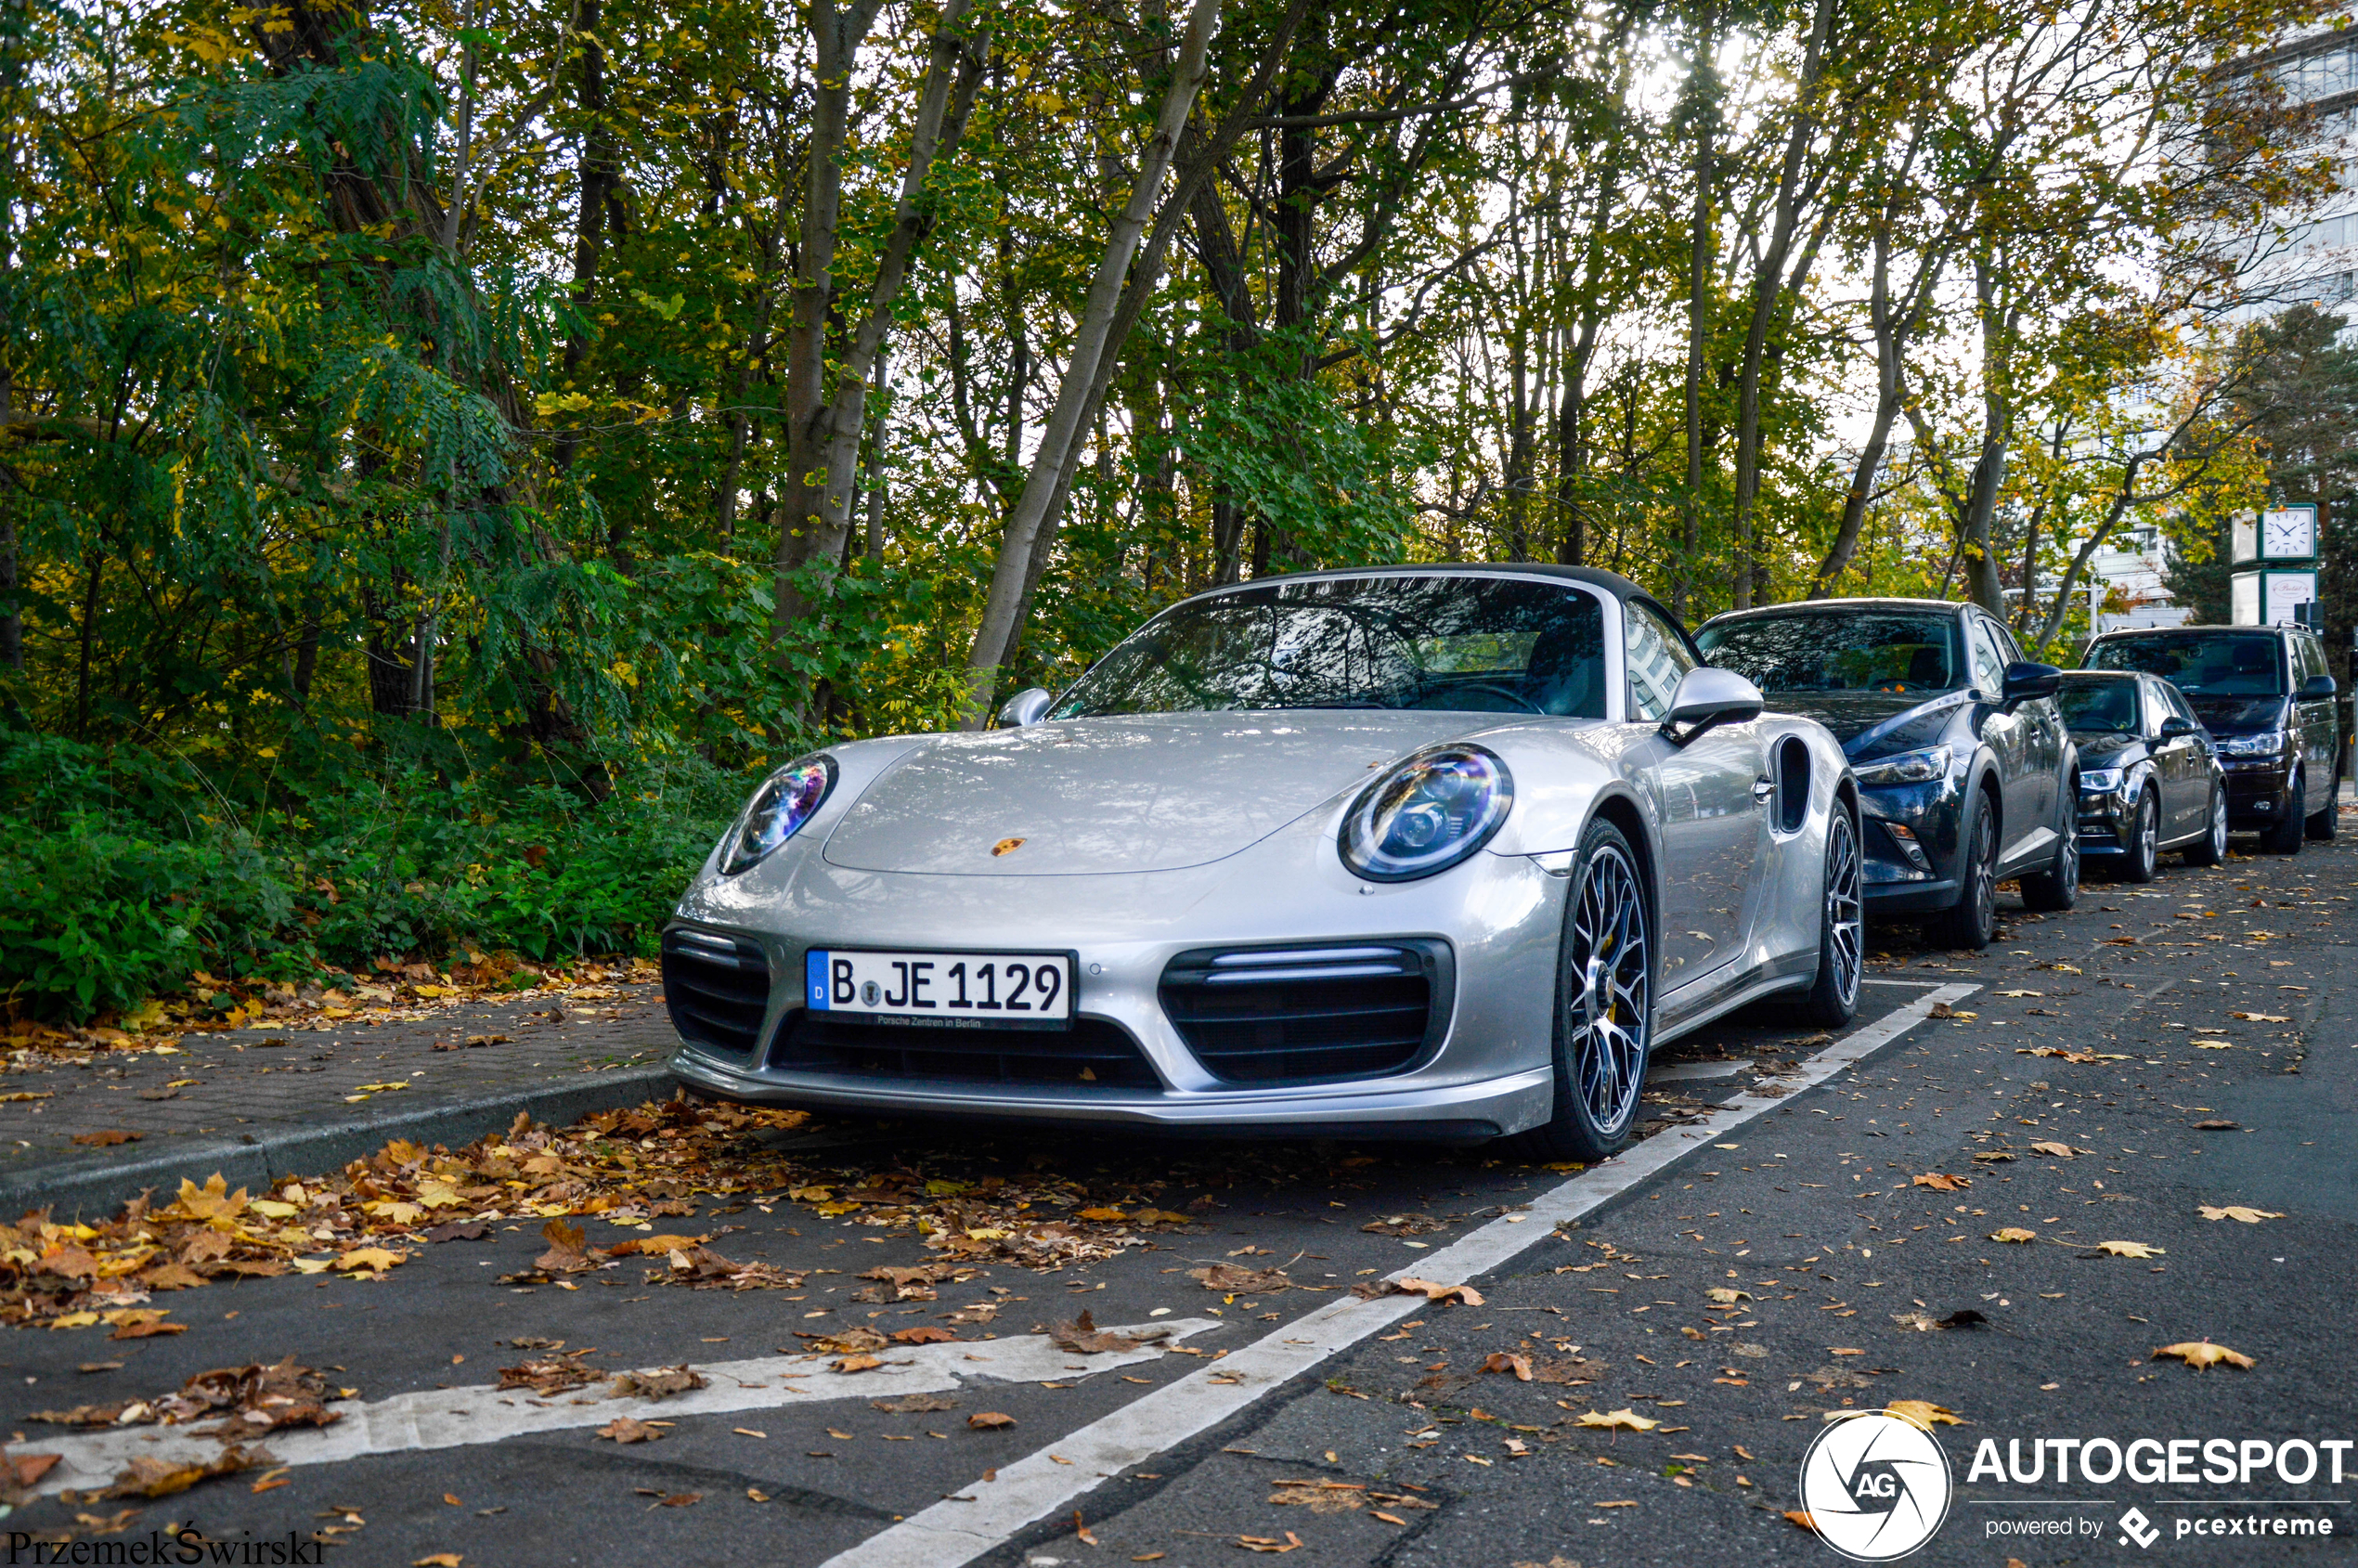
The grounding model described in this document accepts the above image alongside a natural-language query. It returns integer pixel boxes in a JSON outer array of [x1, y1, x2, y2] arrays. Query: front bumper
[[2222, 757, 2292, 824], [669, 1046, 1554, 1141], [2077, 784, 2135, 856], [1858, 776, 1963, 912], [662, 812, 1572, 1138]]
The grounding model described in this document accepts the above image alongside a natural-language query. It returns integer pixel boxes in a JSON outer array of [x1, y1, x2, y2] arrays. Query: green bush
[[0, 732, 741, 1021]]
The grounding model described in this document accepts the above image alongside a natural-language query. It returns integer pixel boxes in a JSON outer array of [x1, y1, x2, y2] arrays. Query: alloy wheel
[[1823, 811, 1863, 1012], [1569, 843, 1650, 1137]]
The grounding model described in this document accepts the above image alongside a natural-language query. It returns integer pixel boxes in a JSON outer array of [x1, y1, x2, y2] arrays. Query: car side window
[[1626, 601, 1698, 722], [2139, 680, 2163, 738], [2296, 635, 2325, 687], [1966, 618, 2007, 697]]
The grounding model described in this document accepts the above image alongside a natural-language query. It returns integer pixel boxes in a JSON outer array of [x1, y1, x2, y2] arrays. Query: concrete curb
[[5, 1065, 681, 1225]]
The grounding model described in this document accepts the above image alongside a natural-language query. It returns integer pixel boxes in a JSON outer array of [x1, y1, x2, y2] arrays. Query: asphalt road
[[6, 827, 2355, 1568]]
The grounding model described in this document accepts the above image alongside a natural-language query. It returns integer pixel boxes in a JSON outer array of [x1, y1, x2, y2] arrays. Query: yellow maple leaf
[[2153, 1341, 2254, 1370], [1574, 1408, 1660, 1432], [2098, 1240, 2164, 1258], [337, 1247, 408, 1273], [2197, 1205, 2283, 1224], [1990, 1227, 2038, 1243], [1885, 1399, 1963, 1428], [1076, 1207, 1128, 1222]]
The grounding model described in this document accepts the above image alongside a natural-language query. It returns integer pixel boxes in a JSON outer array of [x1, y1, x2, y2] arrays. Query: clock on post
[[2230, 503, 2320, 627]]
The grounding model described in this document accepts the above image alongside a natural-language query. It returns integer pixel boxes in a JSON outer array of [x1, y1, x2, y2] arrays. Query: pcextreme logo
[[1797, 1408, 1956, 1562]]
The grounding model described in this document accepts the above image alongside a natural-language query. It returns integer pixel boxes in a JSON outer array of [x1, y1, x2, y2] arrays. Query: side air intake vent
[[661, 928, 773, 1057]]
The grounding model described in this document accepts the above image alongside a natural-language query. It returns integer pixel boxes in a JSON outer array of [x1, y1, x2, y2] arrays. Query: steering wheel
[[1409, 680, 1545, 714]]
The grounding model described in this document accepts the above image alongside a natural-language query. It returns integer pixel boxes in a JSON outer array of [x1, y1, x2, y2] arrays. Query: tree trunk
[[1961, 253, 2013, 617], [1677, 6, 1717, 623], [772, 2, 987, 669], [1729, 0, 1834, 612], [959, 0, 1226, 720]]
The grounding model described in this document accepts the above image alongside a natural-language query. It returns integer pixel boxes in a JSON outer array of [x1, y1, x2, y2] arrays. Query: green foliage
[[0, 730, 737, 1020]]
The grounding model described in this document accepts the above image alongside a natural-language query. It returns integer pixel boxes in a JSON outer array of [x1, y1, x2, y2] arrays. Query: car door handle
[[1751, 778, 1776, 804]]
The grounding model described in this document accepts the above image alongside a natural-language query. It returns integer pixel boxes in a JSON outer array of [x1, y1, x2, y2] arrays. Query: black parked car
[[1696, 598, 2078, 950], [2056, 670, 2226, 880], [2082, 624, 2340, 854]]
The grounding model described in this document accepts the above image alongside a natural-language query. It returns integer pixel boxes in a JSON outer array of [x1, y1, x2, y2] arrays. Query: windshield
[[2058, 679, 2138, 732], [2086, 632, 2283, 697], [1049, 576, 1608, 719], [1695, 611, 1963, 694]]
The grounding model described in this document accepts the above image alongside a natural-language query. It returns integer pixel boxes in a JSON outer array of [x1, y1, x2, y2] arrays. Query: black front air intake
[[1159, 940, 1449, 1086], [661, 928, 773, 1057], [768, 1012, 1160, 1088]]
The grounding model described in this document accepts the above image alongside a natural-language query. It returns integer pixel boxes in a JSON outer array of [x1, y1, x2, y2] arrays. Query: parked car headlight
[[2213, 732, 2286, 758], [720, 756, 837, 875], [2078, 767, 2125, 793], [1339, 745, 1513, 882], [1853, 745, 1953, 786]]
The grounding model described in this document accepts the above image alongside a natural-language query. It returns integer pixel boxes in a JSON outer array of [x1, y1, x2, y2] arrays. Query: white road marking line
[[1862, 977, 1944, 988], [1651, 1059, 1747, 1082], [24, 1318, 1223, 1496], [825, 982, 1981, 1568]]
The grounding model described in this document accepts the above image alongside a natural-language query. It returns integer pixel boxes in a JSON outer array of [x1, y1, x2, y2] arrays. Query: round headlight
[[1339, 745, 1514, 882], [720, 756, 836, 875]]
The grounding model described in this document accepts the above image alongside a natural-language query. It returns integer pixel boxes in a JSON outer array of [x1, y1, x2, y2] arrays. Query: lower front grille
[[1160, 940, 1446, 1086], [662, 928, 773, 1057], [768, 1011, 1160, 1089]]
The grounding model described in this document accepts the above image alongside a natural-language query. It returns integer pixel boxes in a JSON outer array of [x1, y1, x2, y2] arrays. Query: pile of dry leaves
[[4, 1090, 1225, 1328], [2, 955, 655, 1074], [22, 1356, 343, 1499]]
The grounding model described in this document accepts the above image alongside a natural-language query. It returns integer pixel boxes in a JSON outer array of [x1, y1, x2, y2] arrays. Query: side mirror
[[2300, 672, 2338, 700], [995, 687, 1052, 728], [2159, 715, 2197, 738], [2001, 661, 2063, 707], [1661, 667, 1764, 745]]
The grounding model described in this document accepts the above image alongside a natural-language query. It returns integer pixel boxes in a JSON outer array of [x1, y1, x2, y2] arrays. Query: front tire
[[2120, 789, 2159, 884], [2021, 762, 2081, 911], [2262, 770, 2306, 855], [1520, 819, 1653, 1164], [1799, 805, 1863, 1027], [1924, 789, 1998, 951], [2307, 763, 2339, 840], [2183, 784, 2227, 867]]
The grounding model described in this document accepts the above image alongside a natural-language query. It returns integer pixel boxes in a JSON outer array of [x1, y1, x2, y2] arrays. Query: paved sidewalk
[[1, 978, 682, 1220]]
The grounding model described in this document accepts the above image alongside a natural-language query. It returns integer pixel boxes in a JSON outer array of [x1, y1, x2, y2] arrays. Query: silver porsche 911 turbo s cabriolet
[[663, 565, 1862, 1160]]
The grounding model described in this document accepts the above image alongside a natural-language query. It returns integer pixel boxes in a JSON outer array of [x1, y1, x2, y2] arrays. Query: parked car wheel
[[2021, 758, 2081, 911], [2262, 769, 2306, 855], [2120, 789, 2159, 883], [1798, 806, 1863, 1027], [2183, 785, 2227, 867], [2307, 764, 2339, 841], [1924, 789, 1999, 950], [1519, 819, 1653, 1164]]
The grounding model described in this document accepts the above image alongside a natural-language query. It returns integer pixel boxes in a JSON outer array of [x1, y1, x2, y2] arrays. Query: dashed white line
[[25, 1319, 1224, 1496], [823, 982, 1980, 1568]]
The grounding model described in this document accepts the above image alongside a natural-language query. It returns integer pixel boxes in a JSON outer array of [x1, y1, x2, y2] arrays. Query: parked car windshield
[[2085, 632, 2284, 696], [1049, 576, 1608, 719], [2058, 678, 2138, 732], [1695, 610, 1963, 694]]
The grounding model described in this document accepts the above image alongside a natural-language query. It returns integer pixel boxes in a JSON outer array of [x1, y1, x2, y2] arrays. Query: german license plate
[[803, 949, 1073, 1028]]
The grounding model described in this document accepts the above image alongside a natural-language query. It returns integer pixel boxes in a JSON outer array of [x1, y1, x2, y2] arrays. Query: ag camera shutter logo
[[1798, 1408, 1955, 1560]]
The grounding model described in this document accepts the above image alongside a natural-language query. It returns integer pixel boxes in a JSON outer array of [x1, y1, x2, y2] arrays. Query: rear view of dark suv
[[2081, 624, 2341, 854]]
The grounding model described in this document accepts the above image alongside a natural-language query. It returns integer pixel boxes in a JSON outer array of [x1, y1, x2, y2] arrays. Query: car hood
[[819, 710, 1498, 875], [1755, 690, 1969, 756], [2182, 694, 2285, 735], [2071, 731, 2145, 767]]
